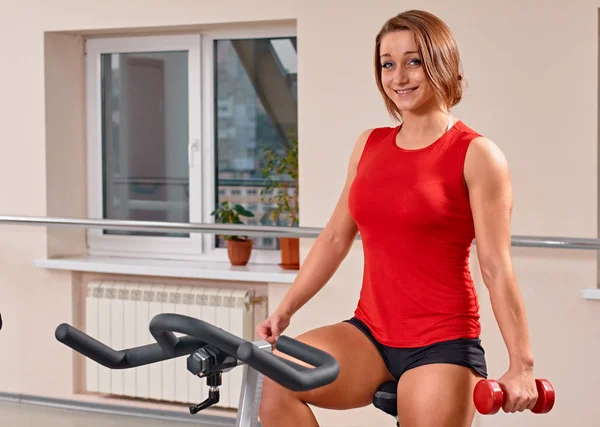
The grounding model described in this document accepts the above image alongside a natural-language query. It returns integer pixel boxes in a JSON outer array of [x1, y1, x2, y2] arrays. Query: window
[[86, 26, 297, 263]]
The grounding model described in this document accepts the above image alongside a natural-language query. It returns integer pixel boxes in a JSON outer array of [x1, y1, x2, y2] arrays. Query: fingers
[[255, 313, 290, 345], [515, 396, 530, 413], [502, 399, 520, 413], [256, 320, 276, 344], [502, 396, 517, 413], [256, 321, 270, 340], [525, 395, 538, 411], [502, 392, 538, 413]]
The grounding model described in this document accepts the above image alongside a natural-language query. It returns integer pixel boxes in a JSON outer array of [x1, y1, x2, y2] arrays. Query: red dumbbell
[[473, 378, 555, 415]]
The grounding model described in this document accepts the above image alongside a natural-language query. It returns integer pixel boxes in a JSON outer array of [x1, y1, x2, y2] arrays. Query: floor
[[0, 401, 233, 427]]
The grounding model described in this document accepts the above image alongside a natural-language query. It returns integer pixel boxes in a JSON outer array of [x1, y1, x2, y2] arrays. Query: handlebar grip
[[56, 323, 205, 369], [236, 336, 340, 392], [56, 323, 124, 368]]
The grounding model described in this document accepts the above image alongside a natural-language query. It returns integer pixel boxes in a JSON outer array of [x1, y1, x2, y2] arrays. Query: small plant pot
[[227, 239, 253, 266], [279, 237, 300, 270]]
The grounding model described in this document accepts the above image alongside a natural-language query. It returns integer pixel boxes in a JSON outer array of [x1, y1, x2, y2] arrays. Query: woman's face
[[379, 30, 438, 115]]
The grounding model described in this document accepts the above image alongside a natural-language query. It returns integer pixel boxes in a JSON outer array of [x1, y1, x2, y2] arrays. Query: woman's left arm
[[464, 136, 538, 413]]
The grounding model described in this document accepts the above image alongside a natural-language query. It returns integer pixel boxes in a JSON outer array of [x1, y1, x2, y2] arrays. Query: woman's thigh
[[262, 321, 393, 410], [396, 363, 483, 427]]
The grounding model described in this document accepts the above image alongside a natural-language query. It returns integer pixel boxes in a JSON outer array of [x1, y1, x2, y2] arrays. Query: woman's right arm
[[257, 129, 373, 342]]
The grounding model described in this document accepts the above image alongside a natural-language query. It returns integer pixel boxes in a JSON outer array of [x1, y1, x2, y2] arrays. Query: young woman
[[257, 9, 538, 427]]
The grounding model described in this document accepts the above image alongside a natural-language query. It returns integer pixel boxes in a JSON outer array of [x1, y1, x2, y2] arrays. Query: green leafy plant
[[210, 201, 255, 241], [260, 129, 299, 227]]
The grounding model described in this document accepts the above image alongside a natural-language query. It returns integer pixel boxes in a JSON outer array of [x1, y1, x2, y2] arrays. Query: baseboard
[[0, 392, 237, 426]]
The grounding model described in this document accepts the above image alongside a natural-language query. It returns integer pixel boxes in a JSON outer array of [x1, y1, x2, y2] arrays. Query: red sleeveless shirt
[[348, 120, 482, 347]]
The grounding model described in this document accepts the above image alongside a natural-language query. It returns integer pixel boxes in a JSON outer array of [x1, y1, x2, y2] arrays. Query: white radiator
[[84, 280, 256, 409]]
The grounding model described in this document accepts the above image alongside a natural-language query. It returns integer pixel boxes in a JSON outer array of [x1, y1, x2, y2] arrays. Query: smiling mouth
[[395, 88, 417, 95]]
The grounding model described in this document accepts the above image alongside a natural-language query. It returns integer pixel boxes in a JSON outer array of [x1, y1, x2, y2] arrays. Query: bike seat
[[373, 380, 398, 417]]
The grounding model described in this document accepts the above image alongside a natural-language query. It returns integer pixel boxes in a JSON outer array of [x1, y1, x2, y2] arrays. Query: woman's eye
[[408, 58, 422, 66], [381, 62, 393, 69]]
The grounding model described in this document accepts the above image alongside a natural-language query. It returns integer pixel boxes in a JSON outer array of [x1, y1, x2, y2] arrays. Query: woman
[[257, 9, 538, 427]]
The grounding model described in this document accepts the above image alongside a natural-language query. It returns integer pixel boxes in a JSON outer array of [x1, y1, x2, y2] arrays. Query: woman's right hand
[[256, 310, 291, 344]]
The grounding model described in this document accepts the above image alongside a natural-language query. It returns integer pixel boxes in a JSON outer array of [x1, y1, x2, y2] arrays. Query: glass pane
[[214, 37, 298, 250], [101, 51, 189, 237]]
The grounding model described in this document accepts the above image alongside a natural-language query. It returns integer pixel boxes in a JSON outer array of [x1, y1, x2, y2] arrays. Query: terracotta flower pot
[[279, 237, 300, 270], [226, 239, 253, 266]]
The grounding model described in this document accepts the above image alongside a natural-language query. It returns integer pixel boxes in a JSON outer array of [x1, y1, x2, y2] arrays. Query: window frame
[[86, 34, 204, 260], [85, 24, 297, 265]]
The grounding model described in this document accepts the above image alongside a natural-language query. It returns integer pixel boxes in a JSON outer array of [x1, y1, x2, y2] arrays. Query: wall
[[0, 0, 598, 426]]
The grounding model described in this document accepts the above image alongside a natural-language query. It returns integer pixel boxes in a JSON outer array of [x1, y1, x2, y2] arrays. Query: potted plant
[[260, 129, 299, 270], [210, 201, 255, 266]]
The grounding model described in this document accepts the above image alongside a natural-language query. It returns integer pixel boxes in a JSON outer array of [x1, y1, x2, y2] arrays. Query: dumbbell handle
[[473, 378, 555, 415]]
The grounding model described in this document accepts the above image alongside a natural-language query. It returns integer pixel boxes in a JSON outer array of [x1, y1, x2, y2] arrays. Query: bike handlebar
[[55, 323, 206, 369], [55, 313, 340, 392]]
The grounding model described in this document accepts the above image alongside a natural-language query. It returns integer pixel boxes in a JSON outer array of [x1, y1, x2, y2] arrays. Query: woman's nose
[[393, 67, 409, 85]]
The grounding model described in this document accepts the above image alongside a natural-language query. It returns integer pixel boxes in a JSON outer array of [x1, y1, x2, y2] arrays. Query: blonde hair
[[375, 10, 464, 121]]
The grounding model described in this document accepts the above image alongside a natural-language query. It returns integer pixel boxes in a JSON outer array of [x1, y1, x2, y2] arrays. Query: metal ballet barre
[[0, 215, 320, 238], [0, 215, 599, 250]]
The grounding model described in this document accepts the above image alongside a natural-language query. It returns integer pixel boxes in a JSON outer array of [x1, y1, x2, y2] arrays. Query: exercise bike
[[55, 313, 340, 427], [56, 313, 555, 427]]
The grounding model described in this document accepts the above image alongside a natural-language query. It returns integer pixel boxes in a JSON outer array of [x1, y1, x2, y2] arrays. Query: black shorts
[[343, 317, 488, 380]]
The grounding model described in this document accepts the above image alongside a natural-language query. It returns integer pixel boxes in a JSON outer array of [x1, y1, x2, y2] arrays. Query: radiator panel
[[83, 280, 256, 409]]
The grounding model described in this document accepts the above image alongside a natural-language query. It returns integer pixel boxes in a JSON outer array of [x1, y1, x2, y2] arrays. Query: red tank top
[[348, 120, 482, 348]]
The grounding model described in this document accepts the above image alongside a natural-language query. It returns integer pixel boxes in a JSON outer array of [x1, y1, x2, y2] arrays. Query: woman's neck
[[394, 107, 455, 150], [400, 110, 452, 138]]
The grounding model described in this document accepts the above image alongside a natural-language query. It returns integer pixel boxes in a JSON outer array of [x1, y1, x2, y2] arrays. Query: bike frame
[[235, 341, 272, 427]]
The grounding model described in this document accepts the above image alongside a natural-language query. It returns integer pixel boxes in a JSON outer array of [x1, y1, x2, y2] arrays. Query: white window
[[86, 25, 297, 264]]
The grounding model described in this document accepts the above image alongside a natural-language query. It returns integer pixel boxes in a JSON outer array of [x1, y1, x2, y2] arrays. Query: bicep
[[464, 137, 514, 277]]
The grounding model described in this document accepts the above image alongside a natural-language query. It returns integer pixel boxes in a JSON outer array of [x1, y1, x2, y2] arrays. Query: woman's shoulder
[[349, 126, 398, 169], [354, 125, 398, 151], [363, 125, 399, 144], [453, 120, 483, 140], [457, 121, 507, 182], [453, 120, 500, 157], [453, 120, 499, 151]]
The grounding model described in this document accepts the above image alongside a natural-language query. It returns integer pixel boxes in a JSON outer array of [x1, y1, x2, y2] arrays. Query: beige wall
[[0, 0, 598, 426]]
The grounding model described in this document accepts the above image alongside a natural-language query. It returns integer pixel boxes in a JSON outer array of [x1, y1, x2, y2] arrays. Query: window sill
[[34, 256, 298, 284], [581, 288, 600, 300]]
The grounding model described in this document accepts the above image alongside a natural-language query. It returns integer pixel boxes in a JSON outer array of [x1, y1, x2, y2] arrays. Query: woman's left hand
[[497, 367, 538, 413]]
